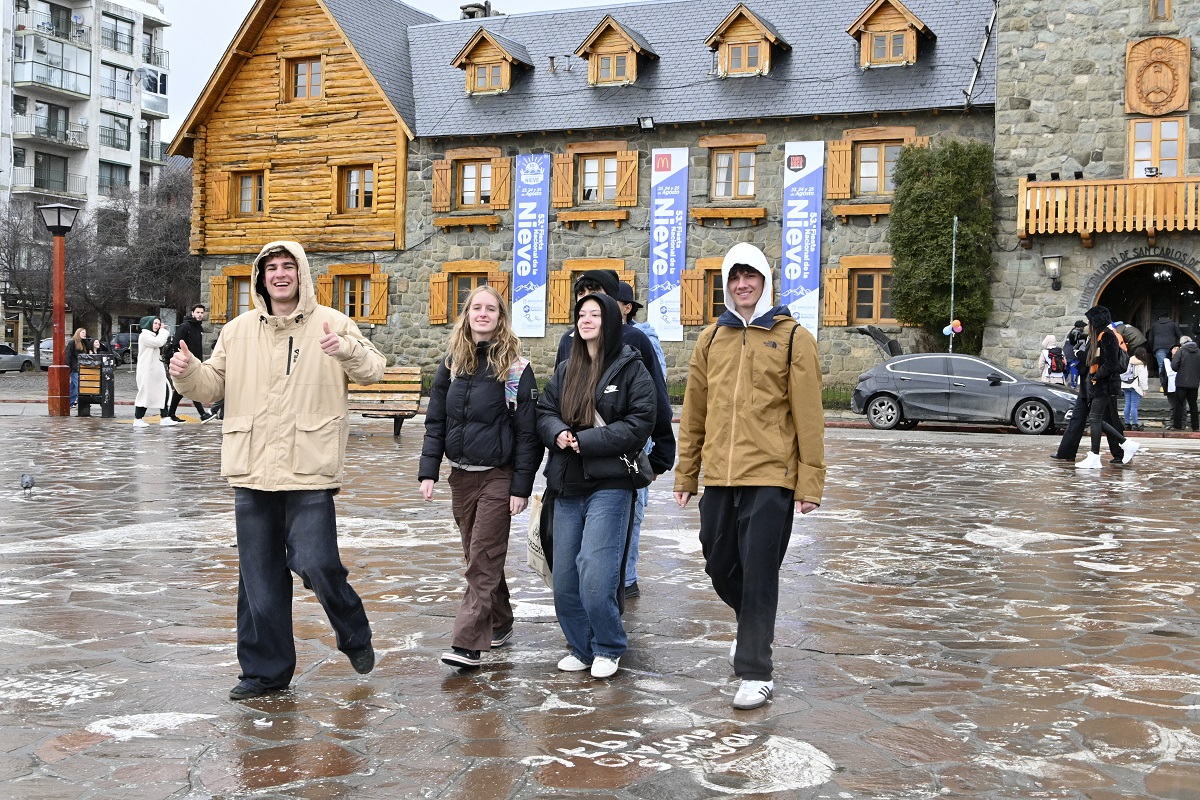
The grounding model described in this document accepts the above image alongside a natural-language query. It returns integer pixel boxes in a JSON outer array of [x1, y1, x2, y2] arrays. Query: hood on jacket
[[720, 243, 774, 325], [572, 292, 625, 365], [1085, 305, 1113, 333], [252, 240, 316, 318], [574, 269, 621, 299], [139, 315, 158, 332], [1041, 334, 1058, 349]]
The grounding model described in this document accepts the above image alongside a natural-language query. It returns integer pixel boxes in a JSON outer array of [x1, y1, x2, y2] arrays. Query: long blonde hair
[[72, 328, 87, 351], [444, 285, 521, 380]]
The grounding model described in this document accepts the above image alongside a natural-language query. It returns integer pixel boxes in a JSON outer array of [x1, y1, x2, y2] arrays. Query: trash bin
[[77, 353, 117, 418]]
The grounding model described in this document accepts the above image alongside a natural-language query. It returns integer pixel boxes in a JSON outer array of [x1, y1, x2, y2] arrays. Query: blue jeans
[[552, 489, 632, 662], [233, 488, 371, 691], [69, 371, 78, 406], [1123, 388, 1142, 426], [624, 486, 647, 586], [1066, 360, 1080, 389], [1156, 348, 1170, 385]]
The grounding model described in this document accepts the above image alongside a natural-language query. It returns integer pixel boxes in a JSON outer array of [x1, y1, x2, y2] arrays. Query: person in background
[[134, 317, 175, 428], [419, 286, 542, 670], [537, 292, 656, 680], [1064, 320, 1087, 389], [1039, 334, 1066, 385], [1164, 346, 1182, 430], [1147, 314, 1183, 391], [166, 304, 214, 423], [65, 327, 87, 407], [1077, 306, 1139, 469], [1121, 346, 1149, 431], [1171, 335, 1200, 431], [170, 240, 385, 701]]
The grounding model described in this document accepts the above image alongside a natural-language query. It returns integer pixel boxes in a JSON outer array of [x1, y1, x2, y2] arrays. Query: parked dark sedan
[[109, 333, 139, 364], [851, 353, 1076, 434]]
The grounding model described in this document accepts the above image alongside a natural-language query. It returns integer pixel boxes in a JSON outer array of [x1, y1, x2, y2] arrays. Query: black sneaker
[[490, 628, 514, 648], [229, 681, 284, 701], [347, 643, 375, 674], [624, 581, 640, 599], [440, 647, 481, 669], [170, 416, 186, 423], [200, 413, 215, 424]]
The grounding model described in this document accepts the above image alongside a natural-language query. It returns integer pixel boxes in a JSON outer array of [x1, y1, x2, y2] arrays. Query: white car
[[0, 343, 35, 372]]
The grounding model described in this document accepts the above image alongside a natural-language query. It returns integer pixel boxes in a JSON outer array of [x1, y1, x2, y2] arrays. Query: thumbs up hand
[[319, 321, 343, 357], [169, 340, 192, 376]]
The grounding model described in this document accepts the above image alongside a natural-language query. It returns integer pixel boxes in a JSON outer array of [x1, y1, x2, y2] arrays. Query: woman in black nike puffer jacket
[[537, 292, 656, 679]]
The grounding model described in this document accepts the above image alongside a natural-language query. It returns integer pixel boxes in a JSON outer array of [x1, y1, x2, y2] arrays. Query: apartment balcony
[[142, 45, 169, 69], [1019, 175, 1200, 248], [140, 139, 168, 163], [11, 166, 86, 199], [15, 11, 91, 46], [13, 61, 90, 98], [100, 28, 134, 55], [100, 78, 133, 102], [99, 126, 131, 151], [141, 93, 168, 118], [12, 115, 88, 149]]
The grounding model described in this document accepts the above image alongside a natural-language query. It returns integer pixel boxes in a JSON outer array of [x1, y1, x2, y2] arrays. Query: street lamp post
[[37, 203, 79, 417]]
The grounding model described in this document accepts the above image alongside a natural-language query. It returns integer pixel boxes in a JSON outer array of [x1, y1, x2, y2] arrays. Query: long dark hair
[[559, 296, 609, 427]]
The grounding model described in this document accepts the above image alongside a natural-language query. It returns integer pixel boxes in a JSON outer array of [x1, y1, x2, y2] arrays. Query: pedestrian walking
[[1147, 313, 1182, 387], [1171, 335, 1200, 431], [537, 292, 656, 680], [169, 240, 386, 701], [673, 242, 826, 711], [133, 317, 175, 427], [1121, 346, 1149, 430], [166, 304, 214, 422], [1164, 346, 1182, 430], [1039, 334, 1066, 385], [65, 327, 87, 407], [1064, 320, 1087, 389], [1077, 306, 1139, 469], [419, 286, 542, 670]]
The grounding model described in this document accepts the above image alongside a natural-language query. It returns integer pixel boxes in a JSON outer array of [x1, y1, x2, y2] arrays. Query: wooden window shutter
[[615, 149, 638, 207], [826, 140, 852, 200], [209, 173, 229, 218], [432, 160, 452, 212], [429, 272, 449, 325], [617, 269, 635, 293], [316, 273, 333, 307], [209, 275, 228, 324], [490, 157, 512, 210], [487, 270, 511, 303], [368, 272, 389, 324], [680, 269, 705, 325], [821, 266, 849, 326], [547, 269, 572, 323], [552, 153, 574, 208]]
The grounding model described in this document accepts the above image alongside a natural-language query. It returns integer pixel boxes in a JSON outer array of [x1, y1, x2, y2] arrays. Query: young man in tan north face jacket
[[170, 240, 386, 701]]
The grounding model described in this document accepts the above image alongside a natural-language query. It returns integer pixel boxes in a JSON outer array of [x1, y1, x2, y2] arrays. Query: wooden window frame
[[210, 264, 253, 324], [430, 260, 510, 325], [592, 51, 633, 85], [337, 164, 375, 214], [469, 60, 507, 94], [710, 147, 757, 200], [859, 29, 916, 68], [317, 264, 388, 324], [457, 159, 493, 210], [1129, 116, 1184, 178], [432, 148, 509, 213], [552, 142, 637, 209], [232, 276, 251, 317], [1151, 0, 1171, 20], [286, 55, 324, 102], [850, 268, 895, 324], [579, 153, 619, 205], [704, 268, 727, 323], [854, 140, 903, 197], [724, 40, 764, 76], [232, 171, 266, 217]]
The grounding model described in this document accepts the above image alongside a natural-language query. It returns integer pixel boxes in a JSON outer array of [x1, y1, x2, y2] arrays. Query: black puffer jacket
[[537, 294, 657, 496], [1172, 340, 1200, 389], [176, 317, 205, 359], [1085, 307, 1122, 397], [418, 341, 543, 498]]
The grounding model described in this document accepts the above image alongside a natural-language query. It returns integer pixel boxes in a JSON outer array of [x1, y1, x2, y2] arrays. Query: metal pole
[[47, 234, 69, 416], [949, 216, 958, 353]]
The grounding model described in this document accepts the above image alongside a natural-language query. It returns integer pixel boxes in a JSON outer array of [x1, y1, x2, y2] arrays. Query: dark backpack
[[1047, 347, 1066, 374]]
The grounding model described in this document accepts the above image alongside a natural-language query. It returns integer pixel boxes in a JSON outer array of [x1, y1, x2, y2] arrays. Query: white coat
[[134, 326, 171, 409]]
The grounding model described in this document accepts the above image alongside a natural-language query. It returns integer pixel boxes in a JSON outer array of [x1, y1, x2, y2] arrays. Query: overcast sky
[[163, 0, 651, 140]]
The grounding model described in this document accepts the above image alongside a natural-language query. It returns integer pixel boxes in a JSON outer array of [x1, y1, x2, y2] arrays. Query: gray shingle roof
[[482, 29, 533, 67], [324, 0, 439, 131], [407, 0, 996, 138]]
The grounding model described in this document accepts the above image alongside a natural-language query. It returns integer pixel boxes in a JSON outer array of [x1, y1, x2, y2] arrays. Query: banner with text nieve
[[511, 153, 551, 338], [780, 141, 825, 339], [648, 148, 688, 342]]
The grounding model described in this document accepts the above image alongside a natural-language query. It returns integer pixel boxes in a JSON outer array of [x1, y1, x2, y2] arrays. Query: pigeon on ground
[[20, 473, 34, 497]]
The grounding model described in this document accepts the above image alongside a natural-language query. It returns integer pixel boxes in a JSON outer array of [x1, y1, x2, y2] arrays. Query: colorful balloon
[[953, 324, 963, 333], [943, 325, 953, 335], [952, 319, 961, 327]]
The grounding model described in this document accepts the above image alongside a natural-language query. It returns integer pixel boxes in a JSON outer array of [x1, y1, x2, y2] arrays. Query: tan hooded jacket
[[173, 240, 386, 490]]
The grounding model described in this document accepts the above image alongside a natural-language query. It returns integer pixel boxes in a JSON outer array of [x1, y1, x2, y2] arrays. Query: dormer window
[[704, 3, 789, 78], [452, 28, 532, 96], [574, 15, 656, 87], [847, 0, 934, 69]]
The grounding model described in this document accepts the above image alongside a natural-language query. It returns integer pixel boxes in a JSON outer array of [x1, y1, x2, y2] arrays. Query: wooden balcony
[[1019, 175, 1200, 248]]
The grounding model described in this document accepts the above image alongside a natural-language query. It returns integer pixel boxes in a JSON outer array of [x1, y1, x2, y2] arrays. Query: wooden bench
[[348, 365, 423, 436]]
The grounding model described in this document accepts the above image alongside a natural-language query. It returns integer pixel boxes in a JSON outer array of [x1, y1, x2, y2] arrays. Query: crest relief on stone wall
[[1125, 36, 1190, 116]]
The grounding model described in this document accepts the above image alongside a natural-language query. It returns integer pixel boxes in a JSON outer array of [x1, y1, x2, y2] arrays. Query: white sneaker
[[133, 419, 149, 428], [1075, 452, 1102, 470], [557, 654, 590, 672], [159, 417, 181, 426], [733, 679, 774, 710], [1121, 439, 1141, 464], [728, 640, 736, 667], [590, 656, 619, 678]]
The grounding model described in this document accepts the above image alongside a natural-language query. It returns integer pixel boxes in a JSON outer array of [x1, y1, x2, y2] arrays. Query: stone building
[[171, 0, 999, 385]]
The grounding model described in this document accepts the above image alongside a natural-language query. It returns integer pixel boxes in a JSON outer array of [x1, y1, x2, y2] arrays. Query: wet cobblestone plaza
[[3, 411, 1200, 799]]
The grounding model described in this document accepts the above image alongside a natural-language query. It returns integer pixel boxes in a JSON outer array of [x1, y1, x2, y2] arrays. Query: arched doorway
[[1096, 262, 1200, 336]]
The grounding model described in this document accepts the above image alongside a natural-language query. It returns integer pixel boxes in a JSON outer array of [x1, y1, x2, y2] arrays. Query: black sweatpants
[[698, 486, 794, 682]]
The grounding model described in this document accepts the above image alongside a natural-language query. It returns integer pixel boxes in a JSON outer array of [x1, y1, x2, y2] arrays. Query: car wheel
[[866, 395, 902, 430], [121, 350, 131, 365], [1014, 399, 1052, 434], [20, 361, 30, 372]]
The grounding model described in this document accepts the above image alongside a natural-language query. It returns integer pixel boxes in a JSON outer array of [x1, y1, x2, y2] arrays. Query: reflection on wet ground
[[2, 416, 1200, 798]]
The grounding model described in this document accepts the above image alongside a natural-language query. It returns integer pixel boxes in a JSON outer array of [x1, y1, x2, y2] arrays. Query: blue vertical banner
[[511, 153, 551, 338], [780, 142, 825, 338], [648, 147, 689, 342]]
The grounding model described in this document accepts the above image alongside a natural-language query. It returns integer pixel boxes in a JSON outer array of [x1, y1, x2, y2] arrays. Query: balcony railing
[[13, 60, 90, 96], [140, 139, 168, 162], [99, 126, 131, 150], [15, 11, 91, 45], [11, 115, 88, 148], [1018, 175, 1200, 248], [142, 45, 169, 68], [100, 78, 133, 102], [11, 166, 86, 197], [100, 28, 133, 54]]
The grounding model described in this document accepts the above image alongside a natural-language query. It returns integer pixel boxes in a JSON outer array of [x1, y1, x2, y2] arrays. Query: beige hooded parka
[[172, 241, 386, 490]]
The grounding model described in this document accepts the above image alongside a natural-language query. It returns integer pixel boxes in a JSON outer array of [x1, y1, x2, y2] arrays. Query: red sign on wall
[[654, 152, 672, 172]]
